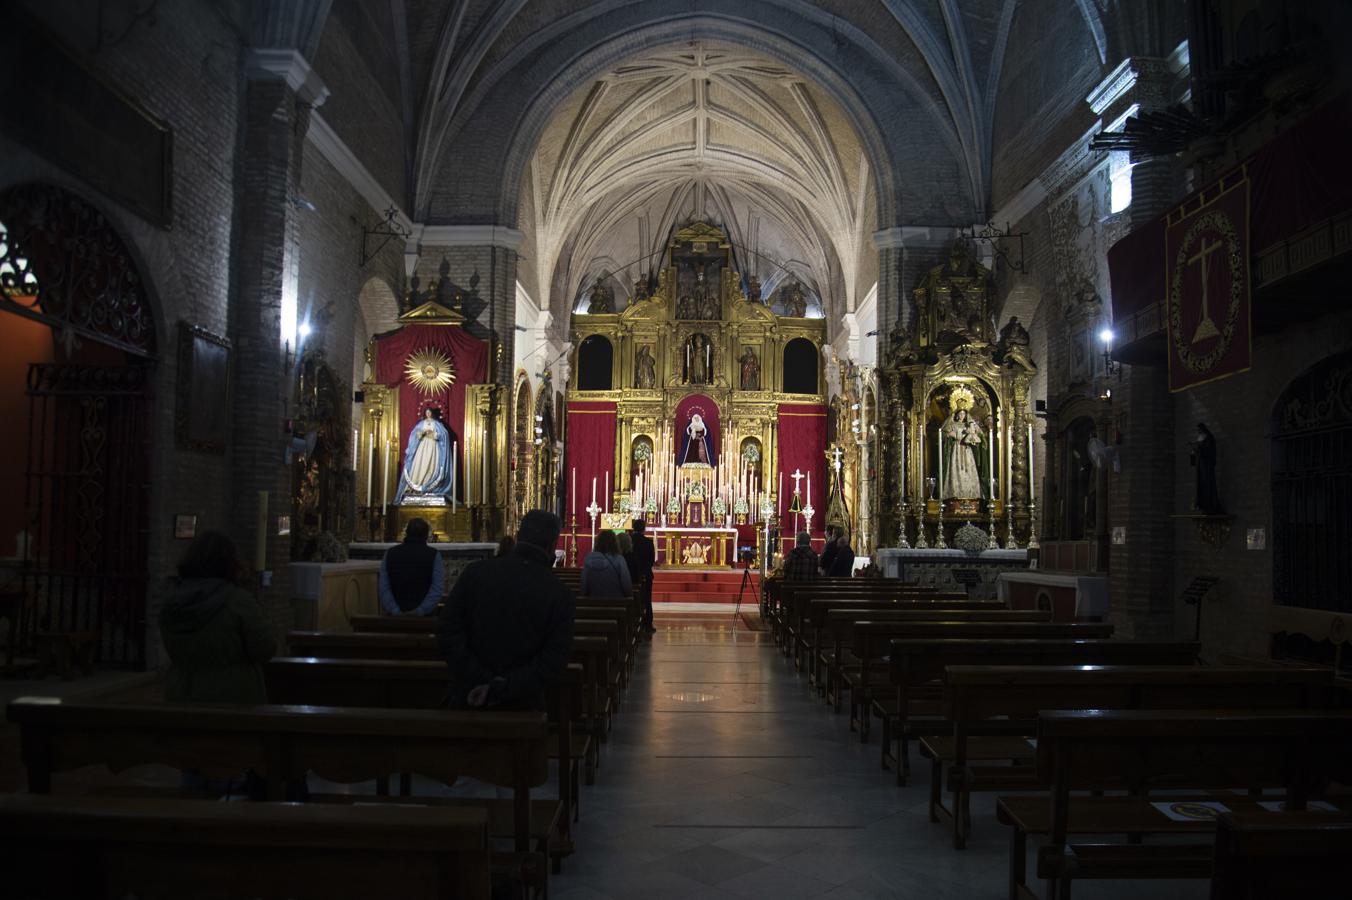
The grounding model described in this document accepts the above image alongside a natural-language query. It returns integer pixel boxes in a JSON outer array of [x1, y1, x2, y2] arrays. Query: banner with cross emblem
[[1164, 172, 1252, 392]]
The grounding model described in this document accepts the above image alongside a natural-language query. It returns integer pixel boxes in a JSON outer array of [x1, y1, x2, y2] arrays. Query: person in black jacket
[[827, 533, 856, 577], [379, 518, 443, 616], [629, 519, 657, 634], [436, 510, 575, 710], [818, 525, 842, 576]]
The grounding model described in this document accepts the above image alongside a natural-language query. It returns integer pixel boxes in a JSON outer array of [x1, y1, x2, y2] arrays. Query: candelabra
[[897, 498, 910, 549], [586, 499, 601, 547], [567, 512, 579, 565], [1027, 501, 1040, 549], [1005, 496, 1020, 550], [935, 497, 948, 549], [802, 504, 815, 533]]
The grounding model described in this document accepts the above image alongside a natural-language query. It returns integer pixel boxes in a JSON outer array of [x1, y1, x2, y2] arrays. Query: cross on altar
[[1187, 237, 1223, 343], [790, 468, 805, 495], [831, 446, 843, 473]]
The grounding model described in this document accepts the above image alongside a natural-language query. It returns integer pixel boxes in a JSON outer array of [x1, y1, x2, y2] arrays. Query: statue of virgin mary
[[395, 408, 454, 504], [679, 412, 714, 466], [940, 407, 985, 500]]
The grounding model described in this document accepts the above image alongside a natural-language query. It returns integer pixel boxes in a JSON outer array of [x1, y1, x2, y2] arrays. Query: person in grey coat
[[580, 529, 633, 599]]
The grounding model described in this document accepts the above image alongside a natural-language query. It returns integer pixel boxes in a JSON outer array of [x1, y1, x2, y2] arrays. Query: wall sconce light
[[1099, 328, 1121, 378]]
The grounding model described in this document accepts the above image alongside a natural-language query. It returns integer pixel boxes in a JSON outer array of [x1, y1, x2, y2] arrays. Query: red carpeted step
[[650, 569, 761, 604]]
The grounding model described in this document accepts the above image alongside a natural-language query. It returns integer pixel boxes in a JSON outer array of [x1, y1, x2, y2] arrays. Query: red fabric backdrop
[[776, 402, 827, 531], [673, 393, 721, 465], [565, 401, 617, 527], [374, 324, 488, 497]]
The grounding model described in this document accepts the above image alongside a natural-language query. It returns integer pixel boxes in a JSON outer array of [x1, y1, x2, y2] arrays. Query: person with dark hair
[[580, 529, 632, 599], [436, 510, 575, 710], [784, 531, 819, 581], [629, 519, 657, 633], [827, 533, 856, 577], [378, 518, 443, 616], [159, 531, 275, 704], [818, 525, 842, 576]]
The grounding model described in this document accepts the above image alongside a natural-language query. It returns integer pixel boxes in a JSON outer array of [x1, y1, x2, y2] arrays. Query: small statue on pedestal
[[1190, 422, 1223, 513]]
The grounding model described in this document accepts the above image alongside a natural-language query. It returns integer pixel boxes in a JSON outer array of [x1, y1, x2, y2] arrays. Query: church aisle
[[550, 613, 1206, 900]]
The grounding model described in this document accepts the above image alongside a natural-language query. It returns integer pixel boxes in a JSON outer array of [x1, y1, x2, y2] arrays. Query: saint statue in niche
[[395, 407, 454, 504], [781, 280, 808, 317], [634, 345, 657, 388], [739, 347, 760, 390], [1190, 422, 1223, 513], [686, 333, 712, 384], [940, 407, 985, 500], [680, 413, 713, 466]]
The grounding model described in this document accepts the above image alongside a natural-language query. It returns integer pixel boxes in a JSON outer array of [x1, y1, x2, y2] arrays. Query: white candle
[[481, 427, 488, 505], [605, 472, 610, 513], [807, 472, 812, 508], [988, 426, 994, 499], [779, 471, 783, 515], [382, 439, 390, 509], [591, 476, 597, 505], [452, 440, 458, 513], [571, 467, 577, 520], [351, 428, 359, 472], [900, 420, 906, 498], [938, 428, 944, 499], [1028, 423, 1035, 503]]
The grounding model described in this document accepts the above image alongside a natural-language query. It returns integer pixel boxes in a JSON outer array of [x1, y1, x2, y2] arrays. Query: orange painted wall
[[0, 314, 53, 557]]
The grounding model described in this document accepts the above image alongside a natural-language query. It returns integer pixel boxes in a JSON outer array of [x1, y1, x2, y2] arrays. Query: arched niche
[[1059, 415, 1098, 541], [738, 437, 763, 492], [577, 334, 613, 390], [922, 379, 1001, 502], [783, 337, 818, 394]]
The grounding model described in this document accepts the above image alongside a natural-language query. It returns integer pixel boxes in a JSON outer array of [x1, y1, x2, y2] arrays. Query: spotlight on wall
[[1099, 328, 1122, 378], [299, 321, 313, 339]]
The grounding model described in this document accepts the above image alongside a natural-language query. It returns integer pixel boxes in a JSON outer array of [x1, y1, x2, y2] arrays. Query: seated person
[[379, 518, 443, 616], [784, 531, 819, 581], [580, 530, 633, 599]]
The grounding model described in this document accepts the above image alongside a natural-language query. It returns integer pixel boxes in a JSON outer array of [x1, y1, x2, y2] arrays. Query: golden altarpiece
[[356, 294, 506, 543], [566, 222, 827, 566], [881, 240, 1039, 549]]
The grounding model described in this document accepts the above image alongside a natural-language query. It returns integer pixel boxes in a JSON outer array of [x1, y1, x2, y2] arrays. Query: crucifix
[[586, 498, 602, 546], [790, 468, 805, 534], [1187, 237, 1223, 343], [830, 446, 844, 474]]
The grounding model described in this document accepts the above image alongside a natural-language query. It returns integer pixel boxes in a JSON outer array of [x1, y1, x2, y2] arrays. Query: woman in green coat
[[160, 531, 275, 704]]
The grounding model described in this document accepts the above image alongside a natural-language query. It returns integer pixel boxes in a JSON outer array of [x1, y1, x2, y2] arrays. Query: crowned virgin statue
[[395, 408, 454, 504], [940, 406, 985, 500], [679, 413, 713, 466]]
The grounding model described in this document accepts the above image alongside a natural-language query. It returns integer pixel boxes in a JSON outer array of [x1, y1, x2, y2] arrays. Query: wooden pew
[[772, 578, 918, 648], [7, 698, 549, 855], [263, 656, 583, 871], [0, 794, 492, 900], [881, 638, 1200, 782], [1210, 809, 1352, 900], [778, 581, 965, 661], [926, 665, 1334, 848], [845, 622, 1114, 743], [996, 709, 1352, 900], [815, 606, 1052, 705]]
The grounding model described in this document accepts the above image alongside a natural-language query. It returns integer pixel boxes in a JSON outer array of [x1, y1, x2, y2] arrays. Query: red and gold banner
[[565, 400, 617, 527], [775, 402, 827, 529], [1164, 173, 1252, 392]]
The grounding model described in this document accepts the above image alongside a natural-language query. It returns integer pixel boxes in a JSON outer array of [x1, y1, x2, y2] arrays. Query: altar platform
[[875, 547, 1029, 601]]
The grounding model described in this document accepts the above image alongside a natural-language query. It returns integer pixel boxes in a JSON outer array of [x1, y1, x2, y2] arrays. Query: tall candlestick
[[1027, 423, 1035, 503], [351, 428, 359, 473], [452, 441, 458, 513], [779, 471, 783, 516], [382, 439, 390, 509], [366, 432, 374, 504], [938, 429, 944, 499], [900, 420, 907, 497], [572, 467, 577, 520], [988, 426, 995, 500], [604, 472, 610, 513], [591, 476, 597, 506], [807, 472, 812, 509]]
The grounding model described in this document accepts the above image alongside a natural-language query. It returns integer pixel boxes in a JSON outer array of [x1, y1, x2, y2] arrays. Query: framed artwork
[[173, 514, 196, 540], [176, 322, 231, 453]]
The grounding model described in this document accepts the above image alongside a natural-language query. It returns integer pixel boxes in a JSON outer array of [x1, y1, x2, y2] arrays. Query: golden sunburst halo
[[404, 347, 457, 395], [949, 384, 975, 411]]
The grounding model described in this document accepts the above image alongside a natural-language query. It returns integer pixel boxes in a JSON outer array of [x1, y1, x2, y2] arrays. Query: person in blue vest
[[378, 518, 444, 616]]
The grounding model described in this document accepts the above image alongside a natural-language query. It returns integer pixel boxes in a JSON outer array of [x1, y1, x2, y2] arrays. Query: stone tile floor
[[550, 612, 1206, 900]]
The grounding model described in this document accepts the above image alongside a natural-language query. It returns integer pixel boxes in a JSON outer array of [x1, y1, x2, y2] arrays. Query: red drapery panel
[[776, 402, 827, 532], [565, 401, 617, 527], [1110, 92, 1352, 326], [672, 393, 721, 465], [373, 324, 488, 489]]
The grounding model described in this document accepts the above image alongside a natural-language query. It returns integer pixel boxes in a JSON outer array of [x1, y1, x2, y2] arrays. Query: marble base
[[875, 547, 1029, 601]]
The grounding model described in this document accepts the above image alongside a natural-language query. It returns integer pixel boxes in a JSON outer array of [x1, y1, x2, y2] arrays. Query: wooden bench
[[882, 639, 1200, 782], [1210, 809, 1352, 899], [7, 698, 549, 855], [263, 656, 583, 872], [771, 578, 920, 647], [845, 623, 1115, 744], [926, 664, 1334, 848], [778, 582, 966, 662], [816, 606, 1052, 708], [0, 793, 492, 899], [996, 709, 1352, 900]]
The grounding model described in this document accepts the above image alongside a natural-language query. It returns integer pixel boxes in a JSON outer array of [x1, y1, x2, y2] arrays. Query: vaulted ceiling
[[518, 43, 875, 323]]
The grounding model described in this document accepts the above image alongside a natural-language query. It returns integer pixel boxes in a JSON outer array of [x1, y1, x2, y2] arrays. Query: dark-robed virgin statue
[[679, 412, 714, 466]]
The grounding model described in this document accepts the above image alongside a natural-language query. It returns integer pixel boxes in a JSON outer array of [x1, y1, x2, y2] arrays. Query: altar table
[[651, 527, 737, 568]]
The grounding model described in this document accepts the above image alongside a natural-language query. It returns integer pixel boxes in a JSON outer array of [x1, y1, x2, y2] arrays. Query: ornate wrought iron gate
[[22, 363, 151, 666]]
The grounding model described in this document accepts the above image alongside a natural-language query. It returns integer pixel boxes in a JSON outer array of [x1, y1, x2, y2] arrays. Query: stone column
[[413, 226, 523, 539], [229, 50, 328, 634]]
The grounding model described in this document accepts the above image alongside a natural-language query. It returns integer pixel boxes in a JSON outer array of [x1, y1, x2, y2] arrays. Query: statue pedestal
[[390, 503, 472, 541]]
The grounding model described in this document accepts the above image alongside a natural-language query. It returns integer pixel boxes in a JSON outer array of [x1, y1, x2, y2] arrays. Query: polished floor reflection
[[552, 613, 1204, 900]]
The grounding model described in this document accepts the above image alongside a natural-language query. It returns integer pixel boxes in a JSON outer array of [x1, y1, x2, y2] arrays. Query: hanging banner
[[1164, 173, 1252, 392]]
